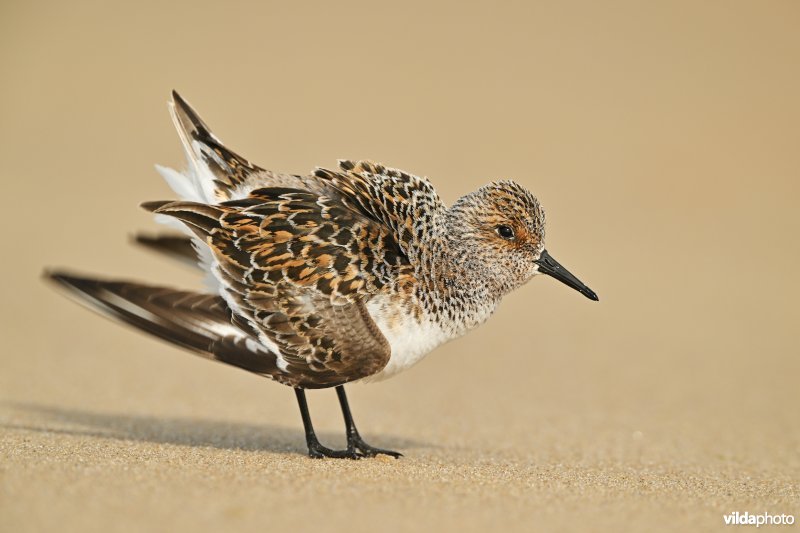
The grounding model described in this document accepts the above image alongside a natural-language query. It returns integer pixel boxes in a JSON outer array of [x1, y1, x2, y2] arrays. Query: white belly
[[361, 297, 451, 382]]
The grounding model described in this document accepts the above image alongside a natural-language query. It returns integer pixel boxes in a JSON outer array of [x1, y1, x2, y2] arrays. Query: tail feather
[[45, 272, 281, 378]]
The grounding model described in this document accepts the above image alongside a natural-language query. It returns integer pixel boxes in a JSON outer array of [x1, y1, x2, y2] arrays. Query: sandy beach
[[1, 1, 798, 531]]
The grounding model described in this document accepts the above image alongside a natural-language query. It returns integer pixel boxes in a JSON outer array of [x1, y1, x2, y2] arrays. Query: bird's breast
[[360, 295, 451, 382]]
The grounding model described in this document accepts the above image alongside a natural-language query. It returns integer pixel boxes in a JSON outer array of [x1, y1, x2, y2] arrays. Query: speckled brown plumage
[[149, 187, 411, 387], [46, 91, 598, 458]]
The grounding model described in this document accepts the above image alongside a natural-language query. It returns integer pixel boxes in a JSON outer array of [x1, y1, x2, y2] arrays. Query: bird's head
[[445, 180, 598, 301]]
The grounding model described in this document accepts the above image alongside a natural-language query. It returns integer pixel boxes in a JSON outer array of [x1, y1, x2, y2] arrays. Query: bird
[[46, 91, 599, 459]]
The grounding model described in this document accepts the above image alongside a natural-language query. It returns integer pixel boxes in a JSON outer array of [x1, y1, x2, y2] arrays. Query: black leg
[[294, 388, 360, 459], [335, 386, 403, 459]]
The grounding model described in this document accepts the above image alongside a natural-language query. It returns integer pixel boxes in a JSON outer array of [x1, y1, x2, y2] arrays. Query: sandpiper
[[47, 92, 598, 459]]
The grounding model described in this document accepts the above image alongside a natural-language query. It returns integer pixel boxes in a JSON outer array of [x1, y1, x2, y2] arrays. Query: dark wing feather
[[170, 91, 264, 199], [133, 233, 199, 267], [153, 187, 407, 386], [45, 272, 287, 380]]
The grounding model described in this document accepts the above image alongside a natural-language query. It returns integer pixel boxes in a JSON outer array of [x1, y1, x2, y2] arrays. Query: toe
[[355, 444, 403, 459], [307, 444, 363, 460]]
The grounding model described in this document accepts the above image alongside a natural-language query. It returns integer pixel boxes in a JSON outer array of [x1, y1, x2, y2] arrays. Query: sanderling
[[47, 92, 598, 459]]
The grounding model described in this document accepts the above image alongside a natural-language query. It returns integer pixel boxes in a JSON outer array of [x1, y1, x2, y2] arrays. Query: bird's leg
[[335, 386, 403, 459], [294, 388, 360, 459]]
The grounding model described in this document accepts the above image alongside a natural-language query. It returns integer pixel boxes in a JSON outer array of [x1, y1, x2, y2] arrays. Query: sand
[[2, 349, 798, 533], [1, 1, 799, 531]]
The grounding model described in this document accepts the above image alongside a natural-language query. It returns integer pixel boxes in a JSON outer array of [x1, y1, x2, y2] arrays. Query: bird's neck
[[413, 221, 504, 335]]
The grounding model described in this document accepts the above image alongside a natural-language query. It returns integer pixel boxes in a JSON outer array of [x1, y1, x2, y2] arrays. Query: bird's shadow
[[2, 402, 428, 456]]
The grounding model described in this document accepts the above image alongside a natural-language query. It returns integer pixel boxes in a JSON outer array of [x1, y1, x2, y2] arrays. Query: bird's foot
[[307, 441, 362, 460], [349, 435, 403, 459]]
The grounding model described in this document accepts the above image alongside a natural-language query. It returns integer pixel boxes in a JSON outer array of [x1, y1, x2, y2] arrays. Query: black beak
[[535, 249, 599, 301]]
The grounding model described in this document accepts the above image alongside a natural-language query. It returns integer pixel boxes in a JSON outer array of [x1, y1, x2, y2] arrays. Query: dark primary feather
[[44, 272, 285, 377], [46, 272, 389, 388], [133, 233, 198, 267]]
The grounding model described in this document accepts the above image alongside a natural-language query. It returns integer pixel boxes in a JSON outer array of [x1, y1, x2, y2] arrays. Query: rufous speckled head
[[445, 180, 597, 300]]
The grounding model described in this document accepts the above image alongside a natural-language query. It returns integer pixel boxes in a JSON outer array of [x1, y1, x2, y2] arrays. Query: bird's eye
[[496, 225, 515, 240]]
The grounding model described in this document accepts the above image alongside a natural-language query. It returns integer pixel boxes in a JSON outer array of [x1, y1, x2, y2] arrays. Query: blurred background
[[1, 1, 798, 532]]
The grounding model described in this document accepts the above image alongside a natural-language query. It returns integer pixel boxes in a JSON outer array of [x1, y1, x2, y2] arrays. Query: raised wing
[[162, 91, 350, 204], [152, 187, 413, 386], [168, 90, 264, 201]]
